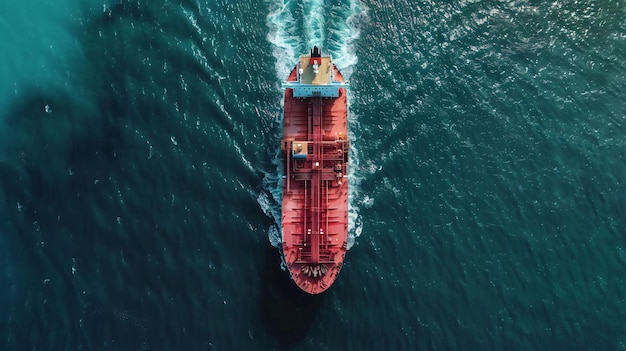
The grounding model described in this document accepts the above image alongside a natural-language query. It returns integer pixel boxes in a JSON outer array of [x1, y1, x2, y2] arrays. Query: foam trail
[[347, 142, 362, 249], [346, 98, 373, 249], [326, 0, 368, 78], [257, 145, 284, 248], [304, 0, 325, 50], [266, 0, 301, 80]]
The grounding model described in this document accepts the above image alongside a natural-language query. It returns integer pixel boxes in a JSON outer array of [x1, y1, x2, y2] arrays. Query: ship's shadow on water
[[260, 243, 324, 348]]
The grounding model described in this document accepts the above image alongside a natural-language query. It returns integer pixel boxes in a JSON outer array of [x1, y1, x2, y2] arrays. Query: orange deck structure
[[281, 47, 349, 294]]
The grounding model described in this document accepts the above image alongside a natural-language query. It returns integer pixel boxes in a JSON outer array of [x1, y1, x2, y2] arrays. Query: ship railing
[[281, 81, 349, 90], [282, 81, 349, 98]]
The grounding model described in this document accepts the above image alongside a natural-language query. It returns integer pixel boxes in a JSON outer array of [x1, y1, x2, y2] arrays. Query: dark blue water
[[1, 0, 625, 349]]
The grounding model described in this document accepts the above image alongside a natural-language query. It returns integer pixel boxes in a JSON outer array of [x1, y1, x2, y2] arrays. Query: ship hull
[[281, 58, 349, 294]]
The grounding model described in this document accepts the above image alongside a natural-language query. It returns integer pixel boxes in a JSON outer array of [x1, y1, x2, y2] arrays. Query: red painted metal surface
[[281, 58, 349, 294]]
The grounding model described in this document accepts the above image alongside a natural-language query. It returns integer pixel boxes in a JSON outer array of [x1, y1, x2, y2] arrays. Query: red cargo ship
[[281, 46, 349, 294]]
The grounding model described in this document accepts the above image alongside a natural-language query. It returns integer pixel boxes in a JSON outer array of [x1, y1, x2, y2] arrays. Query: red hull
[[281, 50, 349, 294]]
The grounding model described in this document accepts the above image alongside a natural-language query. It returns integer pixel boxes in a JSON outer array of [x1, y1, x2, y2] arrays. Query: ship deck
[[281, 64, 349, 294], [299, 56, 332, 85]]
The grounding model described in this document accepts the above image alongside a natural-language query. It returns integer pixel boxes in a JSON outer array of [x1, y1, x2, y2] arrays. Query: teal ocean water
[[1, 0, 625, 349]]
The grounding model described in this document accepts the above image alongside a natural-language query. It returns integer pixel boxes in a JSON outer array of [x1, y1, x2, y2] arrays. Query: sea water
[[1, 0, 625, 349]]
